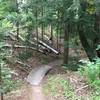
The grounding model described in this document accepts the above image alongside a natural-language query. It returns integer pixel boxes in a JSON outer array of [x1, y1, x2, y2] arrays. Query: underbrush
[[63, 56, 80, 71], [43, 75, 77, 100], [78, 58, 100, 99], [1, 63, 22, 94], [17, 51, 33, 61]]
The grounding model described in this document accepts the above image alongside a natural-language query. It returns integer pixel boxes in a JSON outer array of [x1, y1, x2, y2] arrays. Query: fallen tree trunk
[[9, 32, 59, 55], [16, 60, 31, 68], [9, 32, 25, 41], [3, 44, 44, 53], [34, 37, 59, 54], [9, 32, 44, 50], [5, 57, 31, 72], [9, 34, 18, 41]]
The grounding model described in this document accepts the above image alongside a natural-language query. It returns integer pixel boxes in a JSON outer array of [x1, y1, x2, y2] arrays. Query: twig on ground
[[76, 85, 89, 92]]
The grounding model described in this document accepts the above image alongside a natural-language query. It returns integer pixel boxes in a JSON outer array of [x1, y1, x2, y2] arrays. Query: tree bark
[[36, 7, 39, 50], [16, 0, 19, 40], [78, 24, 96, 61], [63, 23, 69, 65], [0, 93, 4, 100], [78, 1, 96, 61], [0, 65, 3, 100], [56, 10, 60, 50], [50, 24, 53, 45], [94, 13, 100, 37], [41, 5, 44, 41]]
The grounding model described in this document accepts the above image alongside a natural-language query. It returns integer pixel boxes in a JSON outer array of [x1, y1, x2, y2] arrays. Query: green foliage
[[43, 75, 76, 100], [78, 58, 100, 99], [78, 58, 100, 92], [0, 41, 23, 96], [0, 41, 14, 94], [0, 60, 23, 94], [17, 51, 33, 61], [63, 56, 80, 71], [0, 63, 14, 93], [96, 45, 100, 51], [0, 10, 14, 94], [91, 94, 100, 100]]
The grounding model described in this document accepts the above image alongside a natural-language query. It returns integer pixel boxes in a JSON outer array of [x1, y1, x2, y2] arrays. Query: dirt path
[[27, 60, 62, 100], [4, 60, 62, 100], [27, 85, 45, 100]]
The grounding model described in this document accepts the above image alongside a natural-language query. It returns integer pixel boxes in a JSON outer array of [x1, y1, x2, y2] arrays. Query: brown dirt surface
[[4, 60, 92, 100], [4, 39, 92, 100], [43, 65, 92, 100], [4, 84, 29, 100]]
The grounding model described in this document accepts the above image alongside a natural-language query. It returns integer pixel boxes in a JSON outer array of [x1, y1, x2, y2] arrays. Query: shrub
[[78, 58, 100, 91], [1, 62, 14, 93], [17, 51, 33, 61]]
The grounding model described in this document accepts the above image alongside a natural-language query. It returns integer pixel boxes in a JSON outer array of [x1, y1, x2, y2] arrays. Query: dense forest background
[[0, 0, 100, 100]]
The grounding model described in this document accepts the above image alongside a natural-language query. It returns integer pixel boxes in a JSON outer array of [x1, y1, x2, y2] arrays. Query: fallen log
[[5, 58, 29, 73], [9, 32, 59, 55], [9, 32, 25, 41], [3, 44, 44, 53], [76, 85, 89, 92], [9, 34, 18, 41], [34, 37, 59, 54], [28, 40, 46, 50], [16, 60, 31, 68], [9, 32, 43, 50]]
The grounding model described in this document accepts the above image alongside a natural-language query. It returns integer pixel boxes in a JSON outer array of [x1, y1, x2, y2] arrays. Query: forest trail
[[27, 60, 62, 100], [28, 85, 45, 100]]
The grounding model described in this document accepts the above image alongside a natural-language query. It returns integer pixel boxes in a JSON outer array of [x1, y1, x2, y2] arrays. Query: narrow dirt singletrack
[[27, 60, 62, 100], [27, 85, 45, 100]]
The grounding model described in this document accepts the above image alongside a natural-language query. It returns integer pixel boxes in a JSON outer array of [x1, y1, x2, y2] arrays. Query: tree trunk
[[0, 93, 4, 100], [94, 13, 100, 38], [16, 0, 19, 40], [0, 65, 3, 100], [41, 5, 44, 41], [16, 22, 19, 40], [36, 7, 39, 50], [63, 23, 69, 65], [51, 24, 53, 45], [94, 13, 100, 37], [78, 1, 96, 61], [56, 10, 60, 50], [78, 24, 96, 61]]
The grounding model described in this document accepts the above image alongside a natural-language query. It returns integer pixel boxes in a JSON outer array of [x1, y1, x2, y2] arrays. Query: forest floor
[[3, 39, 95, 100], [4, 63, 93, 100]]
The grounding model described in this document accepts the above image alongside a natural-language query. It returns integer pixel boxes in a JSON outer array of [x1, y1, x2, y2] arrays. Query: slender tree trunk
[[36, 7, 39, 50], [16, 0, 19, 40], [56, 10, 60, 50], [1, 93, 4, 100], [16, 22, 19, 40], [0, 65, 3, 100], [51, 24, 53, 45], [94, 13, 100, 37], [41, 5, 44, 41], [94, 13, 100, 58], [41, 24, 44, 41], [63, 23, 69, 65]]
